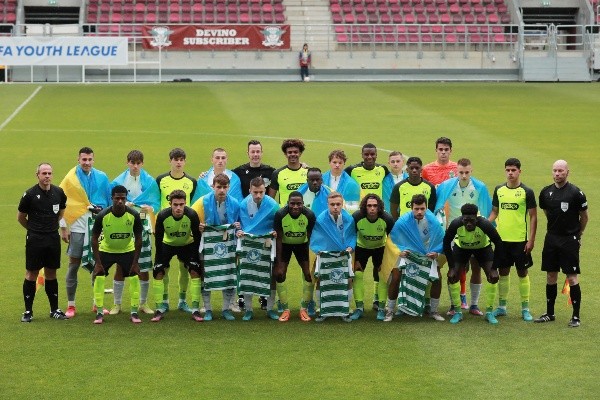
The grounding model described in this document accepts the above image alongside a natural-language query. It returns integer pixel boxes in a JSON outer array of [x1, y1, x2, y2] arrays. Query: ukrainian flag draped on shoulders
[[310, 209, 357, 253], [322, 171, 360, 202], [192, 192, 240, 224], [390, 210, 444, 254], [382, 172, 408, 212], [434, 177, 492, 218], [297, 183, 331, 218], [195, 167, 243, 203], [59, 166, 111, 224], [111, 169, 160, 212], [190, 179, 213, 204], [239, 194, 279, 235]]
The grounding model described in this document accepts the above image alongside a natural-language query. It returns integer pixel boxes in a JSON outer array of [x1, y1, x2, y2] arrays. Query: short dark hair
[[127, 150, 144, 163], [362, 143, 377, 151], [112, 185, 128, 196], [79, 147, 93, 155], [505, 158, 521, 169], [360, 193, 384, 217], [307, 167, 322, 175], [169, 148, 186, 160], [213, 173, 230, 186], [435, 137, 453, 148], [411, 194, 427, 206], [248, 140, 262, 149], [249, 177, 265, 188], [281, 139, 305, 154], [406, 156, 423, 166], [328, 149, 347, 162], [169, 189, 187, 202], [461, 203, 478, 215], [457, 158, 471, 167], [288, 191, 303, 203]]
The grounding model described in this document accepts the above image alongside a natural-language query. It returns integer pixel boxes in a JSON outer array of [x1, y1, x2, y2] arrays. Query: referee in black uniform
[[17, 163, 69, 322], [535, 160, 588, 327]]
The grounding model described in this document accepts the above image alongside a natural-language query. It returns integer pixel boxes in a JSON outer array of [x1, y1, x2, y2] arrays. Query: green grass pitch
[[0, 82, 598, 399]]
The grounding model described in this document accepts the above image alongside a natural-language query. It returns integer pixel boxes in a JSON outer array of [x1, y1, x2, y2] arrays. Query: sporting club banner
[[141, 25, 290, 50], [0, 37, 128, 66]]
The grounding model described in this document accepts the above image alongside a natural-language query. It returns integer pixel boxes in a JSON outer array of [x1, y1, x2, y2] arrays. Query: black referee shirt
[[539, 182, 587, 236], [18, 184, 67, 233], [232, 163, 275, 197]]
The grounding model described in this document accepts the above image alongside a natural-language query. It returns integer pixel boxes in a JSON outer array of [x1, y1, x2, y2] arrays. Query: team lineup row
[[17, 137, 588, 327]]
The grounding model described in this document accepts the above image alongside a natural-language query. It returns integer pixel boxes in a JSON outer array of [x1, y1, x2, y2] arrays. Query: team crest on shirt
[[52, 204, 59, 214], [330, 268, 344, 283], [246, 249, 261, 263], [405, 262, 419, 277], [214, 243, 227, 258], [561, 202, 569, 212]]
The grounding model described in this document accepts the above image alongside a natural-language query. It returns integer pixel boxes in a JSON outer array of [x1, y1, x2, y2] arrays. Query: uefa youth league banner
[[141, 25, 290, 51], [0, 37, 128, 66]]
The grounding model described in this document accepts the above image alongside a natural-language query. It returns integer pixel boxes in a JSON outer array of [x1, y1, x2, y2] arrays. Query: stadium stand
[[0, 0, 18, 24], [86, 0, 287, 33], [330, 0, 514, 45]]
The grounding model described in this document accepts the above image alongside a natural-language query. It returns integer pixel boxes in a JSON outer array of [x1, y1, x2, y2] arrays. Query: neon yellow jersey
[[156, 172, 197, 210], [345, 163, 388, 199], [271, 166, 308, 206], [92, 207, 142, 253], [492, 183, 536, 242], [390, 179, 437, 216]]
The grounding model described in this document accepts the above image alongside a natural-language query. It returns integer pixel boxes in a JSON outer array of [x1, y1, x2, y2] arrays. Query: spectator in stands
[[299, 43, 311, 81]]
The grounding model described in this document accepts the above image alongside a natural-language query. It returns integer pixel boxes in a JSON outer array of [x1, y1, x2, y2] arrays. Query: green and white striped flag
[[236, 234, 275, 297], [397, 252, 439, 317], [315, 251, 353, 317], [199, 224, 237, 291], [81, 216, 95, 273], [138, 219, 153, 272]]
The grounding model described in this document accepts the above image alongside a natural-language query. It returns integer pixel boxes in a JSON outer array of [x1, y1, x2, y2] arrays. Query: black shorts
[[451, 245, 494, 270], [98, 251, 136, 276], [541, 233, 580, 274], [25, 231, 61, 271], [280, 242, 309, 264], [154, 243, 201, 278], [354, 246, 385, 271], [495, 241, 533, 270]]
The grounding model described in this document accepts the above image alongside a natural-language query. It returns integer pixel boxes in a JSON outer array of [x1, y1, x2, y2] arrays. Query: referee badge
[[561, 202, 569, 212], [52, 204, 60, 214]]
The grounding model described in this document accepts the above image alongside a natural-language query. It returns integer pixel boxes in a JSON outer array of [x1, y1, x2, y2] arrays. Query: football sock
[[519, 275, 530, 308], [267, 290, 276, 311], [139, 279, 150, 305], [23, 279, 36, 312], [447, 284, 455, 308], [162, 269, 170, 301], [190, 277, 201, 311], [386, 298, 395, 310], [93, 275, 106, 311], [44, 278, 59, 311], [546, 283, 558, 316], [202, 288, 212, 312], [430, 297, 440, 314], [244, 294, 253, 312], [377, 271, 388, 308], [66, 262, 79, 302], [301, 280, 314, 308], [113, 280, 124, 306], [153, 279, 164, 311], [498, 275, 510, 309], [570, 284, 581, 319], [222, 288, 235, 311], [470, 283, 482, 307], [178, 261, 189, 303], [373, 281, 379, 303], [449, 282, 461, 312], [128, 276, 140, 313], [353, 271, 364, 304], [460, 269, 467, 295], [486, 282, 498, 312], [276, 282, 289, 310]]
